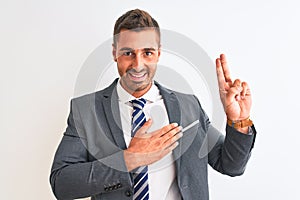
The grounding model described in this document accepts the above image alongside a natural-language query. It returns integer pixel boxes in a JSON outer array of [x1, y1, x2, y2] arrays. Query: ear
[[157, 46, 161, 61], [112, 44, 117, 62]]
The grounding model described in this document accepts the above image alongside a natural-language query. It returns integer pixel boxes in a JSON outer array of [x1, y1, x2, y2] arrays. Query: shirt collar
[[116, 79, 161, 103]]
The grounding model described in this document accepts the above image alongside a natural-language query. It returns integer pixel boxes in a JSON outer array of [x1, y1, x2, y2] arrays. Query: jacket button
[[125, 190, 132, 197], [117, 183, 122, 188]]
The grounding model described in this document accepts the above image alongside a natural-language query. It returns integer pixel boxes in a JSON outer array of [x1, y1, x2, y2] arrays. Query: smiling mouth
[[128, 72, 147, 81]]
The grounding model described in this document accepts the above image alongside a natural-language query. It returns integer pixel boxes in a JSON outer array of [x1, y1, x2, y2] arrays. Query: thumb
[[134, 119, 153, 137]]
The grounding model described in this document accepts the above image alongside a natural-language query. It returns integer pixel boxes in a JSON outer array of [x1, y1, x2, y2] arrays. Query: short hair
[[113, 9, 160, 46]]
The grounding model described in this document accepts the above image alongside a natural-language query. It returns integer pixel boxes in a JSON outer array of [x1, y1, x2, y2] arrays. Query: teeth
[[131, 73, 145, 78]]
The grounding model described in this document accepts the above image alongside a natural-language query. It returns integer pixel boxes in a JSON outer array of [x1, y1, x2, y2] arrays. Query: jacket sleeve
[[49, 100, 132, 200], [194, 95, 257, 177]]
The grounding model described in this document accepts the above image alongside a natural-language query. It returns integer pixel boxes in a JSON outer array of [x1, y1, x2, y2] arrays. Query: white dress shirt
[[116, 80, 181, 200]]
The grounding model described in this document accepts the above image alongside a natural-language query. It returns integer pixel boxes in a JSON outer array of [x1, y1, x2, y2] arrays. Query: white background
[[1, 0, 300, 199]]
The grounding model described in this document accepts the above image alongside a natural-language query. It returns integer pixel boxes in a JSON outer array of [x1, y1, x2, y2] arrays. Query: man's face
[[113, 29, 161, 97]]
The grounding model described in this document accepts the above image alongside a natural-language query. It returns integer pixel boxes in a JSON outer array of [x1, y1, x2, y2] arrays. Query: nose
[[132, 53, 144, 71]]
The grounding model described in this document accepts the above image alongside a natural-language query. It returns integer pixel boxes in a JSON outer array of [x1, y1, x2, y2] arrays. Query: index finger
[[219, 54, 232, 84], [151, 123, 180, 138], [216, 54, 232, 85]]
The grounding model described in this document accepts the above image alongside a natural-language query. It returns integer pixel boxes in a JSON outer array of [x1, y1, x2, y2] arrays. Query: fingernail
[[179, 132, 183, 137], [173, 123, 178, 126]]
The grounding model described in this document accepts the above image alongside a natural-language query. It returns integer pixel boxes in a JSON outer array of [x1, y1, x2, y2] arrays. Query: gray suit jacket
[[50, 79, 256, 200]]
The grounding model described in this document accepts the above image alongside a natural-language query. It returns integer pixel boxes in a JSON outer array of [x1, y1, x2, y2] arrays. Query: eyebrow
[[119, 47, 133, 52], [143, 48, 157, 51], [119, 47, 157, 51]]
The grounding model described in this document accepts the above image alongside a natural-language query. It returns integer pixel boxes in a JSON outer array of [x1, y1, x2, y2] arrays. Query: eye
[[145, 51, 153, 56], [123, 51, 133, 56]]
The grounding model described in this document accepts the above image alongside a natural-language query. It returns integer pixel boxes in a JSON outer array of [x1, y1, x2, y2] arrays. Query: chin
[[130, 81, 152, 92], [130, 83, 149, 91], [121, 76, 152, 93]]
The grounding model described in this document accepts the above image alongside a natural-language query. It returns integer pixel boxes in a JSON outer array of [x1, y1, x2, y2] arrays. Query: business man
[[50, 9, 256, 200]]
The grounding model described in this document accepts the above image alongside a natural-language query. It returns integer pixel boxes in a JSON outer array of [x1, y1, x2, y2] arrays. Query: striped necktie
[[131, 98, 149, 200]]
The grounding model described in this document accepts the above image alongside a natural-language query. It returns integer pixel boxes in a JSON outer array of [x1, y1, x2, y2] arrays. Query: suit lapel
[[156, 82, 181, 124], [155, 82, 183, 173], [99, 79, 127, 150]]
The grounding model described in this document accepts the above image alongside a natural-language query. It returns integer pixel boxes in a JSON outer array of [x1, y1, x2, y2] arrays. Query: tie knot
[[131, 98, 146, 110]]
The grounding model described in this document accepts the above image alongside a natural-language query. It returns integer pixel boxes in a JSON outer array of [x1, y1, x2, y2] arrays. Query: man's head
[[112, 9, 161, 97], [113, 9, 161, 46]]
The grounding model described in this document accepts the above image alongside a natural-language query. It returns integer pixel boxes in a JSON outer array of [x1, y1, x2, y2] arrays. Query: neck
[[132, 90, 149, 98]]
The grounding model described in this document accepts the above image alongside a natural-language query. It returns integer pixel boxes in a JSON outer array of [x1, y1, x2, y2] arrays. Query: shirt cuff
[[247, 126, 254, 135]]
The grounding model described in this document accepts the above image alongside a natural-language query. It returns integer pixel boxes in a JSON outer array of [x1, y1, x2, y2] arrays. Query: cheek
[[117, 66, 125, 77], [117, 62, 129, 77], [149, 65, 157, 75]]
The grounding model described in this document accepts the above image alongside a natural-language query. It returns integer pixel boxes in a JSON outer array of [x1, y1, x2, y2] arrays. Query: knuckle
[[164, 130, 176, 140], [176, 133, 182, 140], [234, 80, 241, 85], [162, 125, 170, 133], [175, 126, 182, 133], [162, 139, 171, 147], [242, 82, 249, 87], [228, 87, 237, 93], [170, 138, 176, 144]]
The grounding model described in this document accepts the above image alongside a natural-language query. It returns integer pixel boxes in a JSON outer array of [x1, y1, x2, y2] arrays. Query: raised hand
[[216, 54, 252, 122], [124, 119, 182, 171]]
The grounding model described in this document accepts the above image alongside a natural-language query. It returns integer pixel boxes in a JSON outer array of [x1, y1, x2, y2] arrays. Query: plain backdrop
[[1, 0, 300, 199]]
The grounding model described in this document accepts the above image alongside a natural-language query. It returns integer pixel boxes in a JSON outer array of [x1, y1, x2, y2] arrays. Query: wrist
[[123, 150, 136, 172], [227, 117, 253, 134]]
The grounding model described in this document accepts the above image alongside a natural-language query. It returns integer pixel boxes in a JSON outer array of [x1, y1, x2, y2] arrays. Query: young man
[[50, 9, 256, 200]]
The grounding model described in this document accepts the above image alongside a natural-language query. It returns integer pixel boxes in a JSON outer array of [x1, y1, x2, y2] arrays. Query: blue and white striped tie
[[131, 98, 149, 200]]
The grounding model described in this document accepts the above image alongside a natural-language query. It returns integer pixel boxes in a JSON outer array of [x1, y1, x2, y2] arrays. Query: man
[[50, 9, 256, 200]]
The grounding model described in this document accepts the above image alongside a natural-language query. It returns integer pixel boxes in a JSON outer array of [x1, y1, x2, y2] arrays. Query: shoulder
[[71, 79, 118, 105]]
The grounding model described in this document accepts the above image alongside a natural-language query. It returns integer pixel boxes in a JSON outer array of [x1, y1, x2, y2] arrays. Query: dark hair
[[113, 9, 160, 46]]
